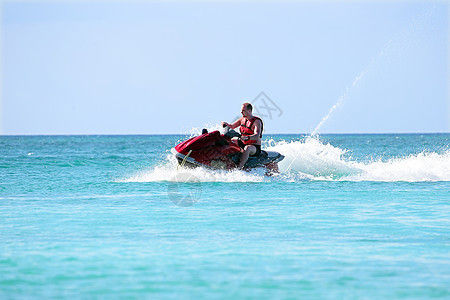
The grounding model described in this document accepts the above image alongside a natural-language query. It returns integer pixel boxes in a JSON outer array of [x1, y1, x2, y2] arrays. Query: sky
[[1, 0, 449, 135]]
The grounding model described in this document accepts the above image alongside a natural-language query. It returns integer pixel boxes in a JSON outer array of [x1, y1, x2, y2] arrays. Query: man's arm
[[222, 117, 242, 130]]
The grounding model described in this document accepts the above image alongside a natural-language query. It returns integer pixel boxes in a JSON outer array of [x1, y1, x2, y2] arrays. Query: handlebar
[[223, 128, 241, 139]]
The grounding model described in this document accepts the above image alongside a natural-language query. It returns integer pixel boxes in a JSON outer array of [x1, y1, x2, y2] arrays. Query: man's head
[[241, 103, 253, 118]]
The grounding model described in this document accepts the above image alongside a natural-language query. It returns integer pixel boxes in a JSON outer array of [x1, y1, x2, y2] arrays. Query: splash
[[287, 69, 367, 172], [349, 152, 450, 182], [310, 4, 438, 136], [311, 71, 366, 136], [187, 123, 223, 137], [270, 138, 450, 182], [119, 137, 450, 183], [120, 153, 268, 183], [268, 137, 360, 180]]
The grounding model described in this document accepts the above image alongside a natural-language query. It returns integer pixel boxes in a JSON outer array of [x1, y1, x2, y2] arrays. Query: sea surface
[[1, 133, 449, 299]]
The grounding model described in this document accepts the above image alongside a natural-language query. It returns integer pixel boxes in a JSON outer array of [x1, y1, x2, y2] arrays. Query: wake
[[269, 137, 450, 182], [120, 136, 450, 183]]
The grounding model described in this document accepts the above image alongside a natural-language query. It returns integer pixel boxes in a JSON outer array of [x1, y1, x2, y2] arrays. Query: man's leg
[[231, 137, 240, 147], [238, 145, 256, 169]]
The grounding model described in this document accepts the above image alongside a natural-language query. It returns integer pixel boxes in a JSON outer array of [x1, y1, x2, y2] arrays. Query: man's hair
[[243, 103, 253, 111]]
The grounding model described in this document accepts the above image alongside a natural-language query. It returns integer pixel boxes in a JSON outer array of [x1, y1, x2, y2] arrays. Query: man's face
[[241, 105, 251, 118]]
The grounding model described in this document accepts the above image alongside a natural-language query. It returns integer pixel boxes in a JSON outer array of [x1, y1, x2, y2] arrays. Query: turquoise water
[[1, 134, 449, 298]]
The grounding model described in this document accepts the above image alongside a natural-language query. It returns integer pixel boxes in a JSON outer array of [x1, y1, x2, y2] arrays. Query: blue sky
[[1, 0, 448, 134]]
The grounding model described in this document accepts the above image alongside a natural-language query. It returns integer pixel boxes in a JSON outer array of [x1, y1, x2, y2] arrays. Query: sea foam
[[121, 154, 267, 183], [269, 137, 450, 182], [121, 135, 450, 183]]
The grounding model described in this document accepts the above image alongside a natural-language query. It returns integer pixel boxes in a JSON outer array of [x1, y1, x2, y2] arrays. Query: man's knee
[[245, 145, 256, 155]]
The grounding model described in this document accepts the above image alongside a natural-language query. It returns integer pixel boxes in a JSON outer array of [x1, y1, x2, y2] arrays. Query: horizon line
[[1, 131, 449, 137]]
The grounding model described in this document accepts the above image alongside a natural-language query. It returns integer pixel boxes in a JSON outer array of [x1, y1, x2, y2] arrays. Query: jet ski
[[171, 126, 284, 174]]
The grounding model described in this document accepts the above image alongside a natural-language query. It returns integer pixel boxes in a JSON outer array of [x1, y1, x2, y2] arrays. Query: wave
[[268, 137, 358, 180], [120, 154, 267, 183], [269, 137, 450, 182], [349, 152, 450, 182], [120, 136, 450, 183]]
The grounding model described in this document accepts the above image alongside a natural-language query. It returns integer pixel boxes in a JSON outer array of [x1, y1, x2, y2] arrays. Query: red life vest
[[240, 116, 263, 145]]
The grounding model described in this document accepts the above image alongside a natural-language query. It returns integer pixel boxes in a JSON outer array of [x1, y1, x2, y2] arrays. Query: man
[[222, 103, 263, 169]]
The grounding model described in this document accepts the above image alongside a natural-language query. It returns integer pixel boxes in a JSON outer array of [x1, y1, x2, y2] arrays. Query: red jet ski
[[171, 126, 284, 173]]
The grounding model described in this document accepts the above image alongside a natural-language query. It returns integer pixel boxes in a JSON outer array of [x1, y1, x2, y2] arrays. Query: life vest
[[240, 116, 263, 145]]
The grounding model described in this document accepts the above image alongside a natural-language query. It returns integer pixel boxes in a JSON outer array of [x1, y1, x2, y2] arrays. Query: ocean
[[1, 133, 449, 299]]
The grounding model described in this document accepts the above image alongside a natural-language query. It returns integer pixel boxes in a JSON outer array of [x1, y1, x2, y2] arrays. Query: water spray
[[285, 5, 437, 173]]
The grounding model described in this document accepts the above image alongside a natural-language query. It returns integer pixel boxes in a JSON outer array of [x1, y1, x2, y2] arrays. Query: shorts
[[238, 140, 261, 157]]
